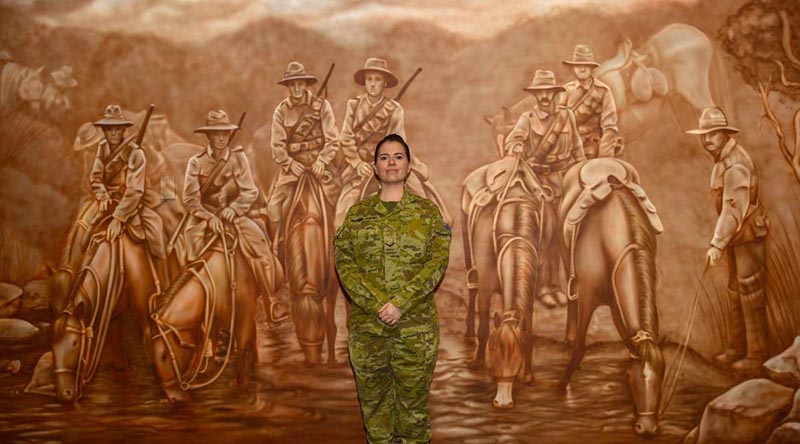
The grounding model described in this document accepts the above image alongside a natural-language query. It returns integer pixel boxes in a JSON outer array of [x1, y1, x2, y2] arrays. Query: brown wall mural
[[2, 1, 800, 443]]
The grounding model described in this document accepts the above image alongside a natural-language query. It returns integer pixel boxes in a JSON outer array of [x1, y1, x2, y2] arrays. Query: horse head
[[628, 330, 665, 435], [51, 303, 87, 403], [487, 310, 527, 408], [483, 107, 516, 158], [19, 66, 45, 111]]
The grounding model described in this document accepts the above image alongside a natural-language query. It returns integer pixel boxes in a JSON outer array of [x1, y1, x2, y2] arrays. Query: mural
[[1, 0, 800, 442]]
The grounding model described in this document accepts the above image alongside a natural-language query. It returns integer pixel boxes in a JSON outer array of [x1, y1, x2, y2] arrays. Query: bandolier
[[561, 44, 620, 159], [505, 70, 586, 307]]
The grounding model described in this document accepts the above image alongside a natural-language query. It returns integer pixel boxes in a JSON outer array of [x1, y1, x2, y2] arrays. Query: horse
[[557, 158, 665, 435], [484, 24, 731, 156], [51, 219, 163, 403], [149, 228, 260, 402], [279, 171, 339, 366], [461, 155, 550, 408], [0, 62, 45, 115]]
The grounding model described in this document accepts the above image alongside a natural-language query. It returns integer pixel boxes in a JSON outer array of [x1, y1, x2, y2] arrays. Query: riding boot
[[733, 283, 769, 376], [249, 256, 289, 325], [714, 287, 745, 366]]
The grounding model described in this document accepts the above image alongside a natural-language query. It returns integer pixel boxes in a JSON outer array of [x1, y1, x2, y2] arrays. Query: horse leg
[[325, 280, 338, 367], [107, 320, 129, 371], [558, 295, 593, 390], [122, 237, 157, 358], [235, 312, 256, 388], [468, 290, 494, 369], [288, 217, 326, 366]]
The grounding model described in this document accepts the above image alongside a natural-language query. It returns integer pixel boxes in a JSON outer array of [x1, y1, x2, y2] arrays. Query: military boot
[[714, 287, 745, 366], [249, 256, 289, 326], [732, 273, 769, 376]]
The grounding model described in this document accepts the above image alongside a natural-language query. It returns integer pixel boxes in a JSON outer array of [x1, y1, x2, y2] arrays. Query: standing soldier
[[183, 109, 287, 324], [561, 44, 620, 159], [335, 57, 451, 227], [687, 107, 770, 375], [267, 61, 341, 247], [505, 70, 586, 308]]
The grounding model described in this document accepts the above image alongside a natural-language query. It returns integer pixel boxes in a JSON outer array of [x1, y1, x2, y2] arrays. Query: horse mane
[[0, 62, 35, 109], [615, 186, 664, 376]]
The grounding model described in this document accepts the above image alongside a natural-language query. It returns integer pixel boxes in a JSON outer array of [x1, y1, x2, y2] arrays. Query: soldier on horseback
[[266, 61, 341, 243], [561, 44, 621, 159], [184, 109, 288, 324], [335, 57, 452, 227], [687, 107, 771, 376], [76, 105, 167, 265], [504, 70, 586, 308]]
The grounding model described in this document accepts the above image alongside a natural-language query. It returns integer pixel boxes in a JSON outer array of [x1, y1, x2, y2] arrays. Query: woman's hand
[[378, 302, 402, 325]]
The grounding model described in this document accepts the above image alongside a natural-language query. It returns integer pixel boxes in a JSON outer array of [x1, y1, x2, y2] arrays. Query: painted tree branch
[[758, 82, 800, 182], [779, 11, 800, 70], [775, 60, 800, 88]]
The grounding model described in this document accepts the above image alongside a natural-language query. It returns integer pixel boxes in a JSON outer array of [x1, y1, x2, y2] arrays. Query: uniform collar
[[373, 190, 413, 215], [206, 145, 231, 161], [577, 77, 594, 90], [717, 137, 737, 163]]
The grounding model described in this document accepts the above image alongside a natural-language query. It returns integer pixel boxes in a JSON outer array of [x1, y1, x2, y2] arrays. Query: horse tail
[[513, 201, 537, 327], [617, 189, 665, 377]]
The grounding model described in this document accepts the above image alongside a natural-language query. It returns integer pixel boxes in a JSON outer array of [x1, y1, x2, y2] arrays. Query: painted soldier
[[84, 105, 166, 259], [560, 44, 620, 159], [335, 57, 452, 227], [184, 109, 287, 323], [687, 107, 770, 375], [505, 70, 586, 308], [267, 61, 341, 245]]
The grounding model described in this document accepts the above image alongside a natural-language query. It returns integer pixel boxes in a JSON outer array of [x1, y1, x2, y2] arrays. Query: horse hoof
[[164, 387, 192, 403]]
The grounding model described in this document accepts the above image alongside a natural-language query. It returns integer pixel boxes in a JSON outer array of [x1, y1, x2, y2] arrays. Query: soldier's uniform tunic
[[267, 89, 341, 223], [84, 139, 166, 258], [335, 192, 451, 444], [560, 77, 619, 158], [504, 105, 585, 297], [709, 137, 770, 365], [335, 94, 451, 227], [182, 144, 281, 297]]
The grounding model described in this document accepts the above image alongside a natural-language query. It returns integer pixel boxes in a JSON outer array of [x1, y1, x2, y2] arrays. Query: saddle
[[560, 158, 663, 247], [599, 39, 668, 105], [462, 156, 550, 214]]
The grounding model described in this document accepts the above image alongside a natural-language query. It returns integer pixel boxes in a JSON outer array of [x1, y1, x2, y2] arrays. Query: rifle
[[285, 63, 335, 142], [167, 112, 247, 252], [102, 104, 155, 178], [350, 67, 422, 136]]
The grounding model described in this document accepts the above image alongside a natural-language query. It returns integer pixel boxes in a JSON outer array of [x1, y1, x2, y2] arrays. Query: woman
[[334, 133, 451, 444]]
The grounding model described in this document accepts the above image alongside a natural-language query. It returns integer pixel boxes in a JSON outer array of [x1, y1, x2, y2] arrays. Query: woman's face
[[373, 141, 411, 185]]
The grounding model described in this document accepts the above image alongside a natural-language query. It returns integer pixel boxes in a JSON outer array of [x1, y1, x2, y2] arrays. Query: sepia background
[[1, 0, 799, 442]]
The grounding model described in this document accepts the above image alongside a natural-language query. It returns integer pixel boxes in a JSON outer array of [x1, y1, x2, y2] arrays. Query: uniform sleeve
[[90, 144, 110, 202], [504, 113, 531, 156], [711, 164, 751, 250], [334, 213, 387, 315], [598, 88, 619, 157], [316, 99, 339, 165], [183, 156, 214, 220], [112, 147, 145, 222], [387, 103, 406, 140], [391, 206, 451, 314], [270, 106, 292, 170], [567, 110, 587, 162], [229, 150, 258, 216], [339, 100, 361, 170]]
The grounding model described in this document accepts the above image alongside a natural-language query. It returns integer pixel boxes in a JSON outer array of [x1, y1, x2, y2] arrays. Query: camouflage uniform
[[504, 98, 585, 300], [708, 137, 770, 370], [335, 97, 452, 228], [560, 77, 619, 158], [334, 192, 451, 444]]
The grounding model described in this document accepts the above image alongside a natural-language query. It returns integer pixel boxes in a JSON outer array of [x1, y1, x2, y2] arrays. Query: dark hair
[[374, 133, 411, 164]]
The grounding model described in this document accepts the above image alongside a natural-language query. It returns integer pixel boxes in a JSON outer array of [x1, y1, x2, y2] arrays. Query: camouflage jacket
[[334, 191, 451, 334]]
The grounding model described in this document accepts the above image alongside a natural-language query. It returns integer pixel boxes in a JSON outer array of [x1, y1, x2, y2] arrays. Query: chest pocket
[[399, 222, 430, 263], [354, 222, 381, 256]]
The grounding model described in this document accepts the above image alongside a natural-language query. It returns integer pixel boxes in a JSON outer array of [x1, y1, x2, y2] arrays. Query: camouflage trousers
[[349, 325, 439, 444]]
